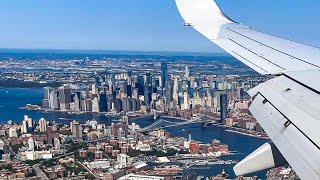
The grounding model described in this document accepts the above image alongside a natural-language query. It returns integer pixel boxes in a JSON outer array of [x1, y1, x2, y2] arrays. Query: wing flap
[[249, 73, 320, 179], [250, 93, 320, 179]]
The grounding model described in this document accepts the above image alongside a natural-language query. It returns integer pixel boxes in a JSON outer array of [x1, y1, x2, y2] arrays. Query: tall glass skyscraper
[[161, 62, 168, 88], [220, 93, 228, 123]]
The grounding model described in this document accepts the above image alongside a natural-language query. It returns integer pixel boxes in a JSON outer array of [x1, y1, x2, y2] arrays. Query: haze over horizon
[[0, 0, 319, 52]]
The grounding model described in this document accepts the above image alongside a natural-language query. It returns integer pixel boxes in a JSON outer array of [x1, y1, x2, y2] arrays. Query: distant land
[[0, 48, 228, 57]]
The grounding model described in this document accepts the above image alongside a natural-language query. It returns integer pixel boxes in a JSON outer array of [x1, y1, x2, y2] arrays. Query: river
[[0, 88, 267, 178]]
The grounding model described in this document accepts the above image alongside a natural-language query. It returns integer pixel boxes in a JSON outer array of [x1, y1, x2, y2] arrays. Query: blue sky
[[0, 0, 319, 52]]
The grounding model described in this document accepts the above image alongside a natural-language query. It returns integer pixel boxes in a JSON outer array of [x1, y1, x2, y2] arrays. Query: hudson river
[[0, 88, 267, 178]]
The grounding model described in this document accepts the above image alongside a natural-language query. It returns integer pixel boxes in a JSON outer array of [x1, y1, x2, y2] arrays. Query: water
[[0, 88, 267, 178], [134, 117, 268, 178], [0, 88, 111, 124]]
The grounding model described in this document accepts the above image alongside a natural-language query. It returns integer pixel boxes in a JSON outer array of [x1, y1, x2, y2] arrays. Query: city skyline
[[0, 0, 318, 179], [0, 0, 319, 52], [0, 55, 273, 179]]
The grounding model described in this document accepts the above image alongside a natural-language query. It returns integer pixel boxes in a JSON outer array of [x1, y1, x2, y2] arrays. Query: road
[[76, 160, 102, 179], [33, 163, 49, 180]]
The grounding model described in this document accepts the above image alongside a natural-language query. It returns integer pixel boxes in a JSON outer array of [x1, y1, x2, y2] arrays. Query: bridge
[[137, 118, 214, 132]]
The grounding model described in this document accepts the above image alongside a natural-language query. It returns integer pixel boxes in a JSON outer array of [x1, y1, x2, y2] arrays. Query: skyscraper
[[173, 77, 179, 104], [161, 62, 168, 88], [220, 93, 228, 123], [21, 119, 27, 134], [99, 93, 108, 112], [58, 85, 72, 111], [146, 72, 152, 86], [72, 121, 83, 139], [49, 91, 60, 110], [122, 97, 131, 113], [183, 91, 190, 110], [39, 118, 47, 133], [43, 87, 52, 109], [144, 85, 152, 106], [73, 92, 81, 111], [136, 75, 145, 95], [185, 66, 190, 79], [92, 97, 100, 112]]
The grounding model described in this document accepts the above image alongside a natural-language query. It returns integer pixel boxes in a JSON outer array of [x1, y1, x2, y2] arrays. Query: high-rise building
[[25, 115, 33, 128], [91, 84, 98, 95], [127, 70, 132, 85], [118, 128, 125, 140], [39, 118, 47, 133], [28, 137, 35, 151], [9, 127, 18, 138], [42, 87, 52, 108], [22, 115, 34, 133], [161, 62, 168, 88], [144, 85, 152, 106], [136, 75, 145, 95], [185, 66, 190, 79], [106, 94, 113, 112], [54, 138, 61, 150], [220, 93, 228, 123], [47, 126, 55, 145], [99, 93, 108, 112], [117, 154, 130, 169], [173, 77, 179, 104], [58, 85, 72, 110], [21, 119, 28, 133], [110, 73, 116, 87], [72, 121, 83, 139], [165, 81, 172, 105], [183, 91, 190, 110], [72, 92, 81, 111], [44, 87, 52, 100], [49, 91, 60, 110], [122, 97, 131, 113], [146, 72, 152, 86], [84, 99, 93, 112]]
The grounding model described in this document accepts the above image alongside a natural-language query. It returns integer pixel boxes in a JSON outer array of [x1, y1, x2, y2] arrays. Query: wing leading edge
[[174, 0, 320, 179]]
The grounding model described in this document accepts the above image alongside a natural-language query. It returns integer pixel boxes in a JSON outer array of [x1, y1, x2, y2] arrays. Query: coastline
[[22, 103, 269, 140], [161, 115, 269, 140]]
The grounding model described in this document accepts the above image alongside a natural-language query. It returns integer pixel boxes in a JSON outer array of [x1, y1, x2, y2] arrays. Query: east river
[[0, 88, 267, 178]]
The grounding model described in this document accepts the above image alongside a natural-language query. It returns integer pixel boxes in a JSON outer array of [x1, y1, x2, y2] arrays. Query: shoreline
[[160, 115, 269, 140], [22, 104, 269, 140]]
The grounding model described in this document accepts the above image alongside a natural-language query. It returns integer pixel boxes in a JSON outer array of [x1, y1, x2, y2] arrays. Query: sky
[[0, 0, 319, 53]]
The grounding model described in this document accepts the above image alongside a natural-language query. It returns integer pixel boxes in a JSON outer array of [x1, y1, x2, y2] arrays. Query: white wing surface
[[174, 0, 320, 179], [175, 0, 320, 75]]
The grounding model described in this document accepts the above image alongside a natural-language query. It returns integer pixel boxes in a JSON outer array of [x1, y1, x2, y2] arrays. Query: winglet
[[175, 0, 234, 40], [234, 142, 287, 176]]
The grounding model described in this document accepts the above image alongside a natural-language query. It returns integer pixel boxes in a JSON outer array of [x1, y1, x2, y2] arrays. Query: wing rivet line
[[284, 120, 292, 128]]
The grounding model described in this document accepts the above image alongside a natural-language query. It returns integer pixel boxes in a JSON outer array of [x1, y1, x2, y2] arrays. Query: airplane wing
[[174, 0, 320, 179]]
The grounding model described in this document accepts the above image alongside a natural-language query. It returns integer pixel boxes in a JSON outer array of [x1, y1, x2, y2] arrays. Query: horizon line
[[0, 48, 228, 56]]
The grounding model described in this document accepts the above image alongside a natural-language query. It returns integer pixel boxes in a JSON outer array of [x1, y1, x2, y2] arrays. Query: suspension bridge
[[137, 118, 214, 132]]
